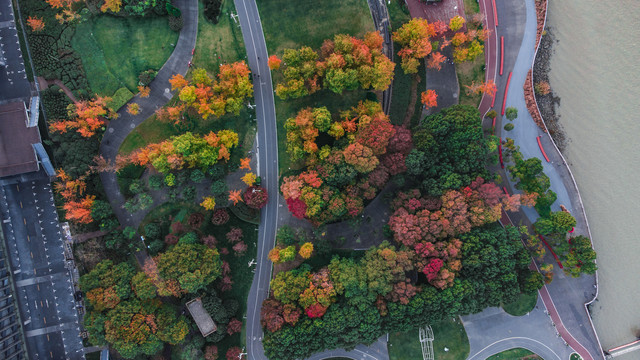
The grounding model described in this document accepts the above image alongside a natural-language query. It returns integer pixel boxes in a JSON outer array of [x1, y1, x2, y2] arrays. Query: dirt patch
[[403, 75, 420, 127]]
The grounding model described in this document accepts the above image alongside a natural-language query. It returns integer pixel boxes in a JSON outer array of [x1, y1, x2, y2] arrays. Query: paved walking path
[[98, 0, 198, 228], [478, 0, 605, 359], [462, 297, 575, 360]]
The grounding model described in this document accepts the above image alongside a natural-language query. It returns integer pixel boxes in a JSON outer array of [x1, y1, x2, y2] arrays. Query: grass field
[[192, 0, 247, 72], [463, 0, 480, 17], [256, 0, 374, 55], [72, 15, 178, 97], [502, 292, 538, 316], [389, 317, 469, 360], [457, 55, 486, 107], [487, 347, 542, 359]]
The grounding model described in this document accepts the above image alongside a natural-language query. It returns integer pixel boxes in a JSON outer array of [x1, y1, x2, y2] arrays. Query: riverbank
[[545, 1, 640, 356], [532, 29, 564, 150]]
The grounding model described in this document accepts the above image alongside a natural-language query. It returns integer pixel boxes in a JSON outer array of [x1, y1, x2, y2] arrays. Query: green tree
[[155, 243, 222, 294], [131, 272, 157, 300], [505, 107, 518, 121]]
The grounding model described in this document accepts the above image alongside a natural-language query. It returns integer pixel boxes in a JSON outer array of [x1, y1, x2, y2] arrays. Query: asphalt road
[[0, 173, 84, 360], [233, 1, 278, 359], [0, 0, 31, 104]]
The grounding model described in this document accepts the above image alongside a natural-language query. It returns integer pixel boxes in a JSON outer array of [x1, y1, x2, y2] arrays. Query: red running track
[[501, 72, 512, 115], [539, 286, 595, 360], [537, 136, 551, 162]]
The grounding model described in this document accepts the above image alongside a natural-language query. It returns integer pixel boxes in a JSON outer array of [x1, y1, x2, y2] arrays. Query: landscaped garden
[[389, 317, 469, 360], [487, 347, 543, 359]]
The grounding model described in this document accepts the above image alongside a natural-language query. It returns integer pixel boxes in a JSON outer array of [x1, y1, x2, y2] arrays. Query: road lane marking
[[20, 201, 22, 208], [23, 218, 26, 225], [30, 251, 33, 258], [43, 317, 46, 324]]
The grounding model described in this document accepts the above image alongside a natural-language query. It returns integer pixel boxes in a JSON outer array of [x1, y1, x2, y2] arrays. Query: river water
[[546, 0, 640, 356]]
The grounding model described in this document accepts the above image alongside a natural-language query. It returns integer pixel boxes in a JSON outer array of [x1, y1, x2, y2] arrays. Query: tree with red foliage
[[211, 208, 230, 225], [305, 303, 328, 318], [232, 241, 248, 256], [466, 80, 497, 97], [226, 347, 245, 360], [286, 198, 307, 219], [244, 186, 268, 209], [227, 318, 242, 335], [421, 90, 438, 109], [226, 227, 243, 243], [427, 52, 446, 70], [282, 304, 302, 325], [202, 235, 217, 249], [27, 16, 45, 32], [261, 298, 285, 332], [205, 345, 219, 360]]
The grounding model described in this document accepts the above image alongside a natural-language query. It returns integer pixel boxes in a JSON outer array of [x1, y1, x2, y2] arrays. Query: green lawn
[[389, 317, 469, 360], [463, 0, 480, 17], [502, 292, 538, 316], [257, 0, 374, 55], [487, 348, 542, 359], [192, 0, 247, 72], [72, 15, 178, 97], [570, 353, 583, 360], [457, 55, 486, 107]]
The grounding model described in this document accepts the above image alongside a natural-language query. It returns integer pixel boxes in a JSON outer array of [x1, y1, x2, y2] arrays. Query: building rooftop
[[0, 102, 41, 177], [186, 298, 217, 337]]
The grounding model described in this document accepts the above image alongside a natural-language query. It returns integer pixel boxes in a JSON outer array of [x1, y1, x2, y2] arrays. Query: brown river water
[[546, 0, 640, 357]]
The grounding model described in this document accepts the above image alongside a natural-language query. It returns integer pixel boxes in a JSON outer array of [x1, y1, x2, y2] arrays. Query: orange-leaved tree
[[50, 96, 115, 138], [465, 80, 497, 97], [268, 55, 282, 70], [228, 190, 243, 205], [45, 0, 82, 23], [421, 90, 438, 109], [393, 19, 445, 74], [27, 16, 45, 32], [54, 170, 95, 224]]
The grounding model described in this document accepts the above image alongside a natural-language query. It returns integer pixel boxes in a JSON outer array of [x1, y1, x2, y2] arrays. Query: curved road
[[98, 0, 198, 227]]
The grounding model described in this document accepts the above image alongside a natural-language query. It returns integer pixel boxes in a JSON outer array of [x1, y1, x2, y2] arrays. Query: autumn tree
[[101, 0, 122, 13], [421, 90, 438, 109], [27, 16, 45, 32], [54, 170, 95, 224], [466, 80, 497, 97], [45, 0, 82, 23], [153, 243, 222, 295], [126, 103, 140, 115], [200, 197, 216, 210], [244, 186, 268, 209], [138, 86, 151, 98], [228, 190, 243, 205], [241, 172, 257, 186], [393, 19, 445, 74], [50, 96, 116, 138], [268, 55, 282, 70]]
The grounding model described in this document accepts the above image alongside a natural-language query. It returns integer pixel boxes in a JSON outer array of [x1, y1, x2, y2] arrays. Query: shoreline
[[526, 0, 605, 356]]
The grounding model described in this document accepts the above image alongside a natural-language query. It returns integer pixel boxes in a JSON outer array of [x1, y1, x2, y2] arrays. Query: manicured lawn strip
[[275, 90, 370, 174], [570, 353, 583, 360], [502, 292, 538, 316], [388, 327, 422, 360], [456, 55, 485, 107], [192, 0, 247, 73], [487, 347, 542, 360], [432, 317, 470, 360], [387, 1, 414, 125], [388, 317, 469, 360], [256, 0, 375, 55], [72, 15, 178, 96], [463, 0, 480, 17]]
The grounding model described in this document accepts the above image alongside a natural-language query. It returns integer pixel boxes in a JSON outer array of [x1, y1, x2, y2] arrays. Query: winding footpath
[[98, 0, 198, 227]]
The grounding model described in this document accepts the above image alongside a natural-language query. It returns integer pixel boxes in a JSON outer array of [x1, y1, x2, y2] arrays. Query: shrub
[[203, 0, 223, 23], [182, 185, 196, 201], [211, 209, 230, 225], [144, 222, 162, 240], [138, 69, 157, 87], [534, 81, 551, 95], [505, 107, 518, 121], [211, 180, 227, 195], [504, 123, 514, 131], [190, 169, 206, 183], [486, 110, 497, 119], [148, 174, 164, 190], [276, 226, 296, 246], [169, 15, 184, 32], [165, 2, 181, 16]]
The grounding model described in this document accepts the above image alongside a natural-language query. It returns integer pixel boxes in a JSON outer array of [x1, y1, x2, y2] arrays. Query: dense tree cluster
[[128, 130, 239, 174], [405, 105, 492, 196], [80, 260, 189, 358], [163, 63, 253, 122], [273, 32, 395, 99], [261, 225, 539, 360], [388, 178, 524, 288], [281, 101, 411, 224]]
